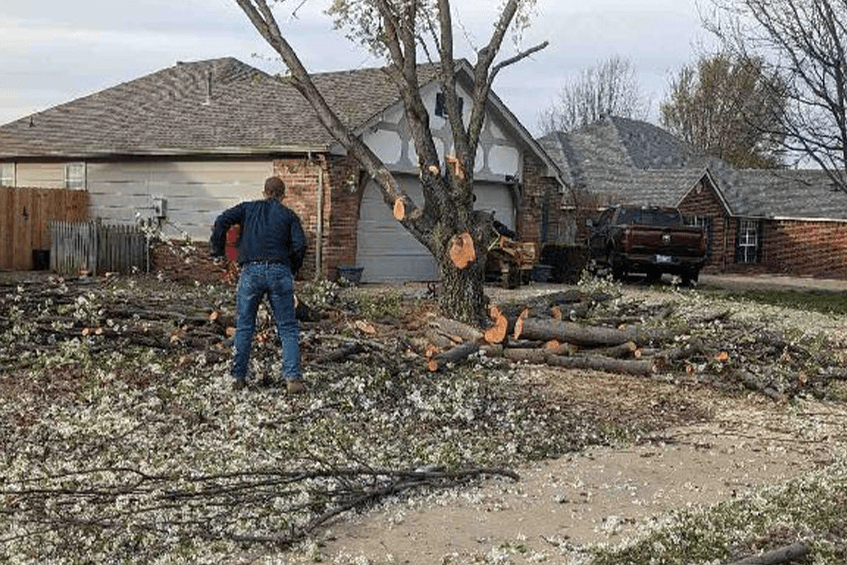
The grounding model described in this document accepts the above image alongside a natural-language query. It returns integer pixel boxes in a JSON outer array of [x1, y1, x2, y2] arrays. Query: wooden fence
[[0, 187, 89, 270], [49, 221, 148, 277]]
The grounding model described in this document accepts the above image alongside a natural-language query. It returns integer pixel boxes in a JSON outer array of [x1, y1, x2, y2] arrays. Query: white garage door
[[356, 175, 514, 283]]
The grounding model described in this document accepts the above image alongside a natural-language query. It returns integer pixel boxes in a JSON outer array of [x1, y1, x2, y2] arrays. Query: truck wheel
[[501, 268, 519, 289], [645, 268, 662, 283], [682, 269, 699, 287], [610, 255, 625, 281]]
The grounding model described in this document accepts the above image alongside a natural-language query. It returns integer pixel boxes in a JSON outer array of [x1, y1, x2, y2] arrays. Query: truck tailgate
[[625, 226, 704, 256]]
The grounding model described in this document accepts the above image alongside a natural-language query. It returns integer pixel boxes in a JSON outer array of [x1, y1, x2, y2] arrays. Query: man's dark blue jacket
[[210, 199, 307, 274]]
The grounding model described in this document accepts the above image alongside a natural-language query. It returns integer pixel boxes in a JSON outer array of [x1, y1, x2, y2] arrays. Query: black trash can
[[335, 265, 364, 285], [32, 249, 50, 271]]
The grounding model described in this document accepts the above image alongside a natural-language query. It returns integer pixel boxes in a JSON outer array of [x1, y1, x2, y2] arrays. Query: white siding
[[87, 160, 273, 239], [16, 163, 66, 189]]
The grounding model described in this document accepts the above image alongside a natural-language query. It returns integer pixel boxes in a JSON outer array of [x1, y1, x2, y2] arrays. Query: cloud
[[0, 0, 710, 131]]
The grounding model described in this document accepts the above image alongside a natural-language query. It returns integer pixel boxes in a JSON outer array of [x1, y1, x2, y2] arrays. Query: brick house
[[540, 115, 847, 280], [0, 57, 564, 281]]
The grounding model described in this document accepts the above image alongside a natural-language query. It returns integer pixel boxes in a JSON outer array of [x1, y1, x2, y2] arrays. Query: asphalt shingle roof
[[0, 58, 437, 159], [540, 115, 847, 221]]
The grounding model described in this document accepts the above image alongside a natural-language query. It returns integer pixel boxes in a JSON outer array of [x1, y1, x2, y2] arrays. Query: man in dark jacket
[[210, 176, 307, 393]]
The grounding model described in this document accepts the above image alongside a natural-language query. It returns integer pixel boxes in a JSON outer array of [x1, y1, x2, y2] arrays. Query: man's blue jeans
[[232, 262, 301, 382]]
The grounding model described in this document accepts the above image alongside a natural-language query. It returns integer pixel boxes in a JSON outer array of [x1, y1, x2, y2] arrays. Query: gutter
[[1, 145, 331, 161], [771, 215, 847, 224]]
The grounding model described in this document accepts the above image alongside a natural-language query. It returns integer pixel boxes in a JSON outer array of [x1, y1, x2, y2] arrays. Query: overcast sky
[[0, 0, 713, 134]]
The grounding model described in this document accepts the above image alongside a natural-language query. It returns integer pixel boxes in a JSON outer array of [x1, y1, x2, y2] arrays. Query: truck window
[[614, 207, 683, 226], [641, 209, 682, 226], [617, 208, 640, 225]]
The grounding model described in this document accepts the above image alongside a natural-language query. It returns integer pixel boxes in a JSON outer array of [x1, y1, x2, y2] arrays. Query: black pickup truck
[[588, 205, 707, 285]]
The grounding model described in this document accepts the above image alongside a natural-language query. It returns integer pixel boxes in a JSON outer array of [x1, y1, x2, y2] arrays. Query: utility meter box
[[152, 196, 167, 219]]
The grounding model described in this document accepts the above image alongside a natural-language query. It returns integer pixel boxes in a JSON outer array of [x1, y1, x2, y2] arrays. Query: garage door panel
[[474, 183, 515, 229], [356, 176, 515, 283], [357, 177, 438, 282]]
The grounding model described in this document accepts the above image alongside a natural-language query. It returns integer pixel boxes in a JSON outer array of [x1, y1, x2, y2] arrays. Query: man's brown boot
[[286, 380, 306, 394]]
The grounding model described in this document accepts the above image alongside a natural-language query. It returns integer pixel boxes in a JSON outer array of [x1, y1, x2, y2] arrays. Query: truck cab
[[588, 205, 707, 285]]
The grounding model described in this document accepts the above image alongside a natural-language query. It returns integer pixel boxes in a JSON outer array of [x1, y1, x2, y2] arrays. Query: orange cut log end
[[484, 306, 508, 344], [450, 231, 477, 269], [512, 308, 530, 340], [445, 155, 465, 180], [393, 198, 406, 221]]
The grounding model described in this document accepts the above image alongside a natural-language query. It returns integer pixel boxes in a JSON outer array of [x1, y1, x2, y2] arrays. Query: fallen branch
[[428, 316, 483, 344], [312, 342, 364, 364], [737, 369, 784, 402], [503, 348, 654, 376], [484, 306, 508, 344], [428, 341, 480, 371], [724, 542, 809, 565], [576, 341, 638, 359]]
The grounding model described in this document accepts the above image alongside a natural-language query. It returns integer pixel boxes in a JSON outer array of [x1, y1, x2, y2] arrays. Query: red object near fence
[[225, 225, 240, 262]]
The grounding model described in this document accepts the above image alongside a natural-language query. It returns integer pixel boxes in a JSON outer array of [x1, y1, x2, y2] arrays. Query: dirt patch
[[287, 369, 846, 564]]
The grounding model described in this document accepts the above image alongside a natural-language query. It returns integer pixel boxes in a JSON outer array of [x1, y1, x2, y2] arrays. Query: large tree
[[538, 55, 647, 134], [704, 0, 847, 187], [234, 0, 546, 325], [660, 52, 786, 168]]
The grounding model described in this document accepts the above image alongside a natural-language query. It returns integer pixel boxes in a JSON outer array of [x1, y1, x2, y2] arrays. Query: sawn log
[[516, 318, 635, 347], [503, 348, 654, 376]]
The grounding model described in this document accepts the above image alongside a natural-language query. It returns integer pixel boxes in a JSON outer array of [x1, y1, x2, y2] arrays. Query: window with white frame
[[64, 162, 86, 190], [736, 218, 760, 263], [0, 162, 14, 187], [685, 214, 712, 255]]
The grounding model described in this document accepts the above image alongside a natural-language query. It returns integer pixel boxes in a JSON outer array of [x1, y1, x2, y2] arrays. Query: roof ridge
[[10, 57, 267, 126]]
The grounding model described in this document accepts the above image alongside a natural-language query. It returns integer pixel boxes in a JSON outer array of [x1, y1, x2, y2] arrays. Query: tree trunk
[[438, 259, 487, 326], [434, 214, 493, 326]]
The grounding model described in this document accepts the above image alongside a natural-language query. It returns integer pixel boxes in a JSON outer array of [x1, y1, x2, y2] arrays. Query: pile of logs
[[424, 290, 661, 375], [421, 289, 847, 402]]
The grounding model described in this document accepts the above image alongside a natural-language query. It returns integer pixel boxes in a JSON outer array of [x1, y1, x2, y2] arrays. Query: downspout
[[315, 159, 324, 280]]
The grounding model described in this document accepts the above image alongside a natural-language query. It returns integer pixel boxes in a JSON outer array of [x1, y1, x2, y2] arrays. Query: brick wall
[[761, 219, 847, 279], [273, 157, 322, 279], [518, 152, 562, 247], [322, 155, 363, 277], [678, 177, 847, 280], [273, 154, 362, 280], [678, 178, 730, 273]]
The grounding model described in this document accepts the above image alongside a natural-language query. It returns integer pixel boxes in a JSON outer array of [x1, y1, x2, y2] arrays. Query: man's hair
[[264, 176, 286, 199]]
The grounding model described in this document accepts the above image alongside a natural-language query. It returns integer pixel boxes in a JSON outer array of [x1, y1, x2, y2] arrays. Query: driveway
[[699, 273, 847, 293]]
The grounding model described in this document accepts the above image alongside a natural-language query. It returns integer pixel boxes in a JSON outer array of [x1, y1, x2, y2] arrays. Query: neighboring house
[[540, 115, 847, 280], [0, 57, 564, 281]]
